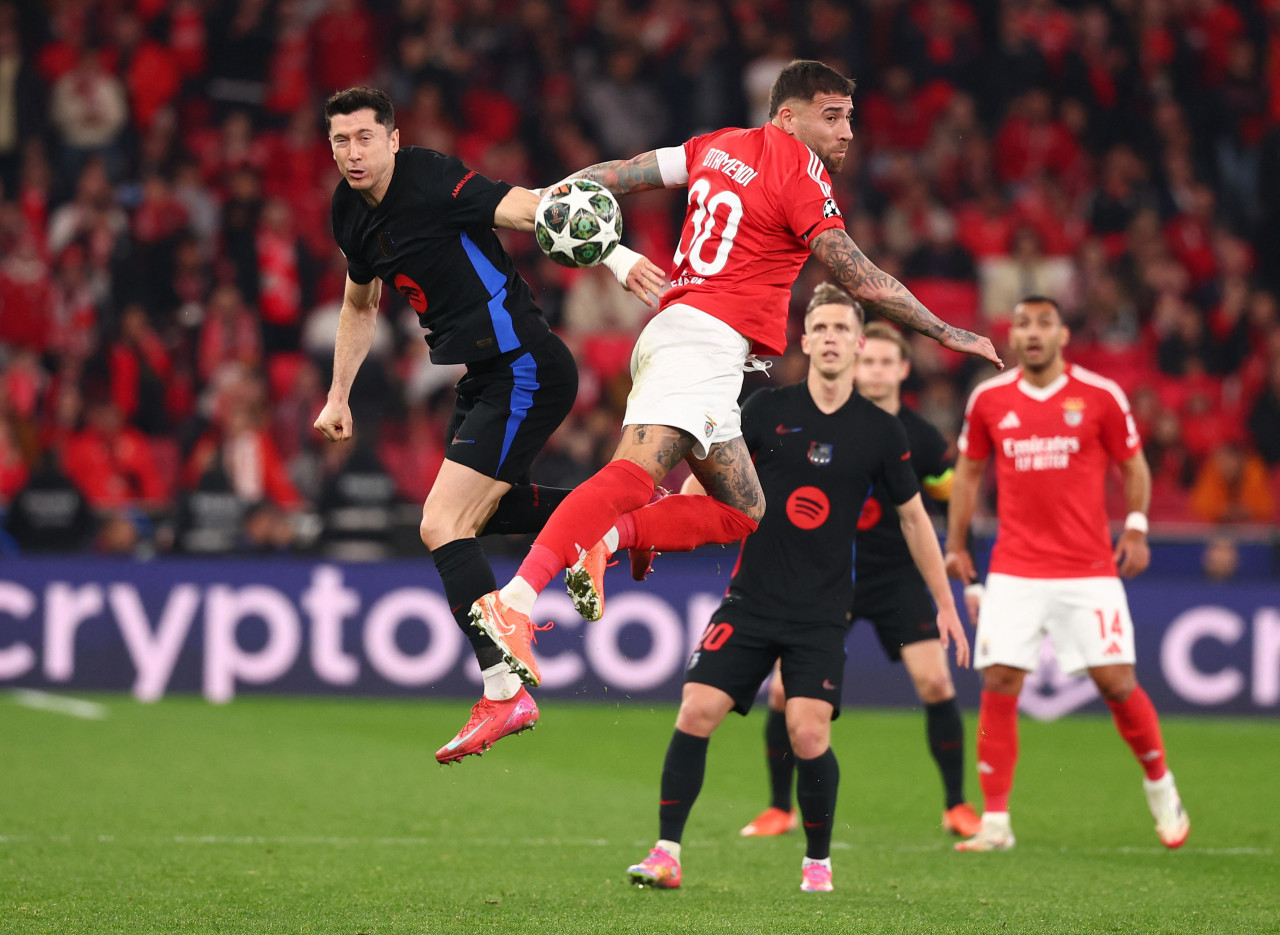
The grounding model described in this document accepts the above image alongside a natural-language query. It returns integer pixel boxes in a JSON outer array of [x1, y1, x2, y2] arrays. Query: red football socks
[[1106, 685, 1168, 780], [976, 690, 1019, 813], [515, 459, 655, 593], [615, 494, 758, 552]]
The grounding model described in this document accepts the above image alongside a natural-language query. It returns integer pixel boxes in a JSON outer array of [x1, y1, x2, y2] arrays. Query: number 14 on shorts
[[1095, 608, 1125, 657], [1095, 609, 1123, 639]]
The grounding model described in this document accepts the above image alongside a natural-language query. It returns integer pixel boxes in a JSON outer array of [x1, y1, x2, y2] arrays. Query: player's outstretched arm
[[314, 275, 380, 443], [944, 455, 985, 582], [1114, 452, 1152, 578], [896, 493, 970, 668], [809, 228, 1003, 369], [566, 150, 673, 196], [493, 187, 541, 232]]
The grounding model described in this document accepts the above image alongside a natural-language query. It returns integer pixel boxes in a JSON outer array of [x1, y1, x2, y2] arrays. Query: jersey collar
[[1016, 370, 1068, 402]]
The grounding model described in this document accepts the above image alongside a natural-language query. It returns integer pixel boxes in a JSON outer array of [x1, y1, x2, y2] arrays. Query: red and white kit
[[626, 125, 846, 458], [958, 364, 1143, 673]]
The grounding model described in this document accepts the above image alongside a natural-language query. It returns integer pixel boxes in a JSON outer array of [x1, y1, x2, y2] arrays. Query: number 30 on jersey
[[673, 179, 743, 276]]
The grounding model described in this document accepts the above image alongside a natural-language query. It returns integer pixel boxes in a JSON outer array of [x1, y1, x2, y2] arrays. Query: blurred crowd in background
[[0, 0, 1278, 563]]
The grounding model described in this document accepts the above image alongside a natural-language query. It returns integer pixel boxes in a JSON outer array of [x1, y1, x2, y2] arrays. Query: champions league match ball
[[534, 179, 623, 268]]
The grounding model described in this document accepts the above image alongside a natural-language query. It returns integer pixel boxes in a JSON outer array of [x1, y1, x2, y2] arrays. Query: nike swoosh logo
[[776, 424, 803, 434], [660, 799, 680, 806], [804, 821, 825, 828], [452, 437, 477, 445], [445, 717, 491, 750]]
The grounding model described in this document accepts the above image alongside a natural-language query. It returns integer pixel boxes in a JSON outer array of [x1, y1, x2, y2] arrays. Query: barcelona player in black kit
[[626, 284, 970, 893], [743, 320, 981, 843], [313, 88, 666, 764]]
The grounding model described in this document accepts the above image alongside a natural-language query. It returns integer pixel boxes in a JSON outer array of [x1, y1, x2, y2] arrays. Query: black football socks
[[795, 748, 839, 861], [658, 730, 710, 844], [431, 537, 503, 670], [926, 698, 967, 810], [764, 707, 795, 811]]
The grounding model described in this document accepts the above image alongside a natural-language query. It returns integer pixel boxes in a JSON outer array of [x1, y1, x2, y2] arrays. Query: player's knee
[[1094, 669, 1137, 703], [419, 510, 464, 550], [674, 705, 720, 738], [788, 725, 830, 760], [981, 666, 1023, 695], [915, 672, 955, 705]]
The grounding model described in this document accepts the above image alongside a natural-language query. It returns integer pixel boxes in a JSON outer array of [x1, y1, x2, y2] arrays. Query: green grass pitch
[[2, 693, 1277, 934]]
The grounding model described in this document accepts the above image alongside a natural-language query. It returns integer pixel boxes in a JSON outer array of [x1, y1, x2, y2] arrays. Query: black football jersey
[[730, 382, 919, 622], [330, 146, 549, 365], [854, 405, 951, 577]]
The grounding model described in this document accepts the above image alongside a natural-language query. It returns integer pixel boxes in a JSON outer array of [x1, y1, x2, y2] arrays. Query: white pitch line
[[0, 835, 1270, 857], [11, 689, 107, 720]]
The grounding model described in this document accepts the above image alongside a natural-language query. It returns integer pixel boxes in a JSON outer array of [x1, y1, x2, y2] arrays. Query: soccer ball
[[534, 179, 623, 268]]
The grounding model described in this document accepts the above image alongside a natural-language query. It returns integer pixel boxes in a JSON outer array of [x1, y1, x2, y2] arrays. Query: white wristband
[[1123, 511, 1149, 534], [963, 583, 985, 601], [602, 243, 642, 285]]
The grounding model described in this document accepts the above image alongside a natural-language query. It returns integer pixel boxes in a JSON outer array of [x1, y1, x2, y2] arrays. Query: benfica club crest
[[1063, 397, 1085, 427], [807, 441, 833, 466]]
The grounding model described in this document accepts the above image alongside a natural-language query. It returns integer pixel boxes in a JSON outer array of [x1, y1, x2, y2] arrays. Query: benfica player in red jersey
[[945, 295, 1190, 851], [470, 60, 1002, 691]]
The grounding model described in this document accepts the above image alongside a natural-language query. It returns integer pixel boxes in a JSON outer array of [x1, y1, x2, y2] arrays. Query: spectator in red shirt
[[62, 397, 167, 508], [109, 304, 172, 435], [197, 283, 262, 385], [860, 65, 948, 154], [107, 10, 180, 134], [255, 197, 304, 355], [956, 184, 1014, 259], [1164, 183, 1219, 288], [0, 234, 54, 352], [993, 87, 1082, 186], [183, 371, 301, 509], [309, 0, 375, 93]]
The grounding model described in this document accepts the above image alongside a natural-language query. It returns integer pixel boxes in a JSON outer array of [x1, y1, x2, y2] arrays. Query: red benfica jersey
[[957, 364, 1142, 578], [662, 124, 846, 355]]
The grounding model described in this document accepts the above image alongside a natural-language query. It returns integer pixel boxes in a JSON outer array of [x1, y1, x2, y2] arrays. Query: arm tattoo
[[572, 151, 666, 196], [809, 228, 981, 349]]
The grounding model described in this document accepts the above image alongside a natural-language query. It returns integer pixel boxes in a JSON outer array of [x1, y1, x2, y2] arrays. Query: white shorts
[[975, 573, 1136, 675], [624, 303, 752, 460]]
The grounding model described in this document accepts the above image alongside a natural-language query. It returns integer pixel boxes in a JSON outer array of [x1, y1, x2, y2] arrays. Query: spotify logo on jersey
[[786, 486, 830, 530]]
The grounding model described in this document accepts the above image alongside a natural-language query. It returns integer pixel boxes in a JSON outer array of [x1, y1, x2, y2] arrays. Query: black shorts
[[685, 597, 848, 719], [444, 332, 578, 485], [851, 568, 938, 662]]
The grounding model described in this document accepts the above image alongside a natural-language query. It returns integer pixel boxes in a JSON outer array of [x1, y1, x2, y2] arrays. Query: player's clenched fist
[[314, 399, 353, 442]]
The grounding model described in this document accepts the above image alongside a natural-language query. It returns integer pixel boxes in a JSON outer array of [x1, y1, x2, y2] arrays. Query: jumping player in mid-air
[[313, 87, 666, 764], [470, 60, 1002, 693]]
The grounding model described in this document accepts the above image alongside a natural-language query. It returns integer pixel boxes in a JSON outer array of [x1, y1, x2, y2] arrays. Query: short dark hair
[[768, 60, 857, 119], [804, 282, 864, 328], [862, 321, 911, 362], [324, 87, 395, 134], [1015, 294, 1063, 319]]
